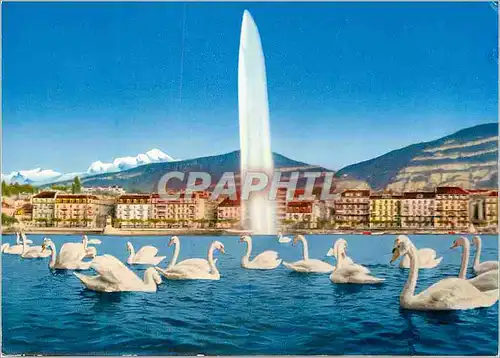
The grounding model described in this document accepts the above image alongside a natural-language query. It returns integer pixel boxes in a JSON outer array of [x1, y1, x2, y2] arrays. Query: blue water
[[2, 234, 498, 355]]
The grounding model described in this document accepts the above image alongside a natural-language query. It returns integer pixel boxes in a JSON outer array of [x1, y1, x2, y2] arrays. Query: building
[[151, 191, 211, 228], [485, 191, 498, 228], [275, 187, 288, 231], [2, 201, 15, 217], [434, 187, 469, 230], [468, 189, 491, 228], [400, 192, 435, 229], [14, 203, 33, 224], [54, 194, 114, 228], [217, 197, 241, 229], [285, 200, 326, 229], [334, 190, 370, 228], [369, 192, 403, 228], [82, 185, 126, 196], [115, 194, 153, 228], [32, 191, 58, 227]]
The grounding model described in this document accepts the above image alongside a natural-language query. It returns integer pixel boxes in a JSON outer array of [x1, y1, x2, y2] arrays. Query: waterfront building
[[285, 200, 326, 229], [2, 200, 15, 217], [14, 203, 33, 224], [32, 191, 58, 227], [276, 187, 288, 231], [115, 194, 153, 228], [82, 185, 126, 196], [400, 192, 435, 229], [369, 192, 403, 228], [434, 187, 469, 230], [54, 194, 114, 228], [151, 191, 211, 228], [217, 197, 241, 229], [334, 190, 370, 228], [467, 189, 492, 228], [485, 191, 498, 228]]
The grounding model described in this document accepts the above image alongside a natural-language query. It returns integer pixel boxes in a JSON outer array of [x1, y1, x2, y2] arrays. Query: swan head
[[239, 235, 251, 243], [390, 235, 412, 263], [471, 236, 481, 247], [213, 241, 226, 254], [293, 235, 304, 246], [86, 246, 97, 258], [451, 236, 469, 250], [1, 243, 9, 252], [168, 236, 180, 247], [42, 238, 53, 251]]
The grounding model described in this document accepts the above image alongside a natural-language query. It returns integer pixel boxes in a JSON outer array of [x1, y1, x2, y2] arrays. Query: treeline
[[2, 181, 38, 196]]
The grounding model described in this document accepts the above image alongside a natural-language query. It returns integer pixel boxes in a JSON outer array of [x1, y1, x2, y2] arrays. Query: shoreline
[[2, 227, 497, 236]]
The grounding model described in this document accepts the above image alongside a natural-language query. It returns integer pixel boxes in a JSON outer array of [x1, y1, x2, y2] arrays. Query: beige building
[[400, 192, 435, 229], [485, 191, 498, 228], [217, 197, 241, 229], [14, 203, 33, 225], [285, 200, 326, 229], [434, 187, 469, 230], [115, 194, 153, 228], [151, 191, 211, 228], [334, 190, 370, 228], [54, 194, 114, 228], [32, 191, 58, 227], [369, 193, 402, 228]]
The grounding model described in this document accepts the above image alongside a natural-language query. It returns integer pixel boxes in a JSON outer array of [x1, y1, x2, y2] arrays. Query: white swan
[[19, 233, 33, 245], [390, 235, 498, 310], [156, 241, 225, 280], [82, 235, 98, 259], [326, 238, 354, 266], [472, 236, 499, 275], [451, 236, 498, 292], [240, 235, 282, 270], [156, 236, 215, 273], [42, 238, 92, 270], [330, 239, 384, 284], [397, 235, 442, 269], [126, 242, 166, 265], [1, 233, 23, 255], [277, 232, 292, 244], [21, 236, 51, 259], [74, 254, 162, 292], [283, 235, 335, 273]]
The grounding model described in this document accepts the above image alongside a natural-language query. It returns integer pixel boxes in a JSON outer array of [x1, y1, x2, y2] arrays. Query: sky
[[2, 2, 498, 174]]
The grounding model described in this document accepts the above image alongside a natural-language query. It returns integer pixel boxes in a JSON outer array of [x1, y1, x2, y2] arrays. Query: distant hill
[[336, 123, 498, 191], [45, 150, 367, 193]]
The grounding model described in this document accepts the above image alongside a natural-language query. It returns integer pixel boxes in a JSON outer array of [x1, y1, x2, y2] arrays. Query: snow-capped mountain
[[2, 149, 176, 185]]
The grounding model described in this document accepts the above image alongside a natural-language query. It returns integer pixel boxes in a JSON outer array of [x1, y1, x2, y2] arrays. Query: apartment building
[[434, 187, 469, 230], [400, 192, 435, 229], [54, 194, 114, 228], [485, 191, 498, 228], [285, 200, 326, 229], [32, 191, 58, 227], [115, 194, 153, 228], [369, 192, 403, 228], [151, 191, 211, 228], [334, 190, 370, 228], [217, 196, 241, 229]]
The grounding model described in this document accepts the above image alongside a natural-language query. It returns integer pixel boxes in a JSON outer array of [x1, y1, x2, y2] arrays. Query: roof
[[287, 201, 313, 213], [489, 191, 499, 197], [341, 190, 370, 197], [218, 197, 240, 207], [403, 192, 436, 199], [436, 187, 469, 195], [56, 194, 98, 199], [33, 191, 57, 199], [370, 192, 403, 199], [117, 194, 152, 200]]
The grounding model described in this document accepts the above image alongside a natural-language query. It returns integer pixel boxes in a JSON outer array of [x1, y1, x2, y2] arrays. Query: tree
[[2, 213, 18, 226], [72, 176, 82, 194]]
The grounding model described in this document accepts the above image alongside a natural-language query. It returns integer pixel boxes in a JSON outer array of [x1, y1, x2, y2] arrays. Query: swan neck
[[208, 243, 218, 274], [243, 239, 252, 262], [143, 271, 157, 289], [401, 244, 419, 307], [16, 233, 20, 245], [168, 241, 180, 269], [300, 237, 309, 260], [459, 241, 470, 279], [335, 244, 344, 269], [473, 238, 482, 267], [49, 242, 57, 268], [128, 244, 135, 261]]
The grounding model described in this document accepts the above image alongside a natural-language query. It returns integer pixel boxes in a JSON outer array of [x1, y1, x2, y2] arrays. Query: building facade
[[54, 194, 114, 228], [151, 192, 210, 228], [217, 197, 241, 229], [485, 191, 498, 228], [334, 190, 370, 228], [115, 194, 153, 228], [434, 187, 469, 230], [32, 191, 58, 227], [285, 200, 326, 229], [369, 193, 403, 228], [400, 192, 435, 229]]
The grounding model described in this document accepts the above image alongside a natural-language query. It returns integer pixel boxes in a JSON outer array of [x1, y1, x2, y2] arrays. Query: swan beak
[[41, 244, 46, 252], [450, 242, 458, 249], [168, 241, 173, 247], [390, 248, 400, 263], [219, 247, 226, 254]]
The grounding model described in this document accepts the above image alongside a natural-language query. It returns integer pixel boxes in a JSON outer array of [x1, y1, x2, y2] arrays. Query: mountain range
[[3, 123, 498, 193]]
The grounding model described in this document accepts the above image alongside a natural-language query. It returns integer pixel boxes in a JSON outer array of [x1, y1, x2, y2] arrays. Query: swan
[[472, 236, 499, 275], [326, 238, 354, 266], [74, 254, 162, 292], [277, 232, 292, 244], [2, 233, 23, 255], [20, 236, 51, 259], [451, 236, 498, 292], [397, 235, 442, 269], [390, 235, 498, 310], [42, 238, 92, 270], [82, 235, 98, 259], [330, 239, 384, 284], [83, 235, 102, 245], [282, 235, 335, 273], [156, 241, 225, 280], [126, 242, 166, 265], [240, 235, 282, 270], [156, 236, 216, 273]]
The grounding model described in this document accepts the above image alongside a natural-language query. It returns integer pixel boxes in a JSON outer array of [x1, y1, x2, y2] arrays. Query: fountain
[[238, 10, 277, 235]]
